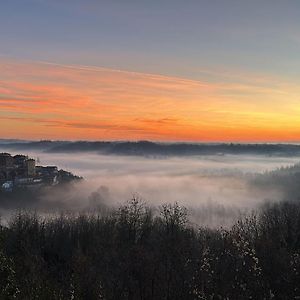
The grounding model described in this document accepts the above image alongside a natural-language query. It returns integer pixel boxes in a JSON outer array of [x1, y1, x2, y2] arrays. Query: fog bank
[[1, 148, 299, 226]]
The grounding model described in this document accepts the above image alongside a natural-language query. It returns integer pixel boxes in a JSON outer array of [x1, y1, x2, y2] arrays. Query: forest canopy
[[0, 198, 299, 299]]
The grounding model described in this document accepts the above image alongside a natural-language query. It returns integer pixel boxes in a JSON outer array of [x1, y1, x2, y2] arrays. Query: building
[[0, 153, 37, 184], [0, 153, 14, 168], [13, 154, 27, 167], [0, 153, 14, 181], [35, 166, 58, 185], [1, 181, 13, 192], [0, 152, 77, 192], [26, 159, 36, 176]]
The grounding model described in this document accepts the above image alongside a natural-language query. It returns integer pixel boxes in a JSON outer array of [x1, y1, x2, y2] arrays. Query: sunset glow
[[1, 1, 300, 142], [1, 58, 300, 142]]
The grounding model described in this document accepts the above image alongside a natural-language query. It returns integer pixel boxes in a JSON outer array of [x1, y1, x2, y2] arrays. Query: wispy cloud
[[1, 58, 300, 141]]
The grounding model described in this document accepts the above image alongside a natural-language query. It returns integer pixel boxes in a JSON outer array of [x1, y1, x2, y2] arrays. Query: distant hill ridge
[[1, 140, 300, 156]]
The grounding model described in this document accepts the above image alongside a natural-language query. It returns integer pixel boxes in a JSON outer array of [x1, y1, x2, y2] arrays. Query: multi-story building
[[0, 153, 14, 168], [26, 159, 36, 176], [1, 153, 64, 191], [0, 153, 14, 181]]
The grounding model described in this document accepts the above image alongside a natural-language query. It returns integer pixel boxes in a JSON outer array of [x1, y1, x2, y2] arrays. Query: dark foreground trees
[[0, 199, 300, 299]]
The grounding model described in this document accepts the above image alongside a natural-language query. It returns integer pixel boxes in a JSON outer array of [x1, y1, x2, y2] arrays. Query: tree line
[[0, 198, 300, 299]]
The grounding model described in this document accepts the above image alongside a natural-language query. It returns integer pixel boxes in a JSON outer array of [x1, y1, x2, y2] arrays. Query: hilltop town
[[0, 152, 81, 192]]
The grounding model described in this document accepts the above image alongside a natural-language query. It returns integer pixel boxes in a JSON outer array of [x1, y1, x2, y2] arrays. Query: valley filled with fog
[[1, 144, 300, 227]]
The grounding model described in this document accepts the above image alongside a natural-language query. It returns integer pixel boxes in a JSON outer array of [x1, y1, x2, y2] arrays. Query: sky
[[1, 0, 300, 142]]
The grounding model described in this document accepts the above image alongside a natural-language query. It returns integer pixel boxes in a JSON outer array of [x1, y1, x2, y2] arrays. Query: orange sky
[[1, 58, 300, 142]]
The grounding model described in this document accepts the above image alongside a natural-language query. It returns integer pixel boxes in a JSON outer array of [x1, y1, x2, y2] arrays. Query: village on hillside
[[0, 152, 80, 192]]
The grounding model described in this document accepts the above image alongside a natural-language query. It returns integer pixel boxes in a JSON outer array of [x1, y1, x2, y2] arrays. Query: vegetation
[[3, 139, 300, 157], [0, 198, 300, 299]]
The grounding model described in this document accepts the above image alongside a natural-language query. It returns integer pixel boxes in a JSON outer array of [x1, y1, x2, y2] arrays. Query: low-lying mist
[[1, 148, 300, 227]]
